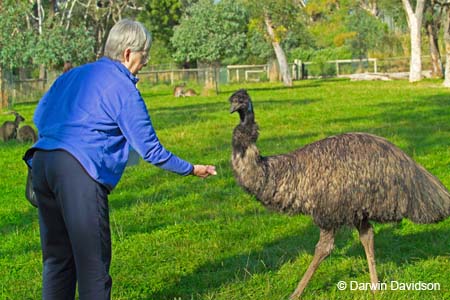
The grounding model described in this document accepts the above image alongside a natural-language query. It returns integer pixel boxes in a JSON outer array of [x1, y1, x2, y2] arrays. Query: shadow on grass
[[324, 94, 450, 155], [218, 78, 347, 94], [346, 222, 450, 265], [150, 98, 321, 130], [146, 219, 450, 299], [149, 224, 320, 300]]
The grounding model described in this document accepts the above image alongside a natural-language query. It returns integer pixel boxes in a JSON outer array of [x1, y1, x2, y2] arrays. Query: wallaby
[[18, 125, 37, 143], [173, 85, 185, 98], [184, 88, 197, 97], [0, 111, 25, 141]]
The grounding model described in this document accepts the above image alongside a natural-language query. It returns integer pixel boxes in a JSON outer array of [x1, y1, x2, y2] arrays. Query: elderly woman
[[24, 20, 216, 300]]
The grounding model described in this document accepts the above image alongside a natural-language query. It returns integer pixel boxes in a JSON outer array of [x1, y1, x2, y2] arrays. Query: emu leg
[[358, 220, 379, 290], [289, 229, 335, 300]]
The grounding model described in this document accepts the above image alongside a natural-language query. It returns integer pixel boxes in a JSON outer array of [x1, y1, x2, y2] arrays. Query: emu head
[[229, 89, 254, 124]]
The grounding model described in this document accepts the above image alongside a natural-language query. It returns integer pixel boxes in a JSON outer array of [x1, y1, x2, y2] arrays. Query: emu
[[0, 111, 25, 141], [17, 125, 37, 143], [229, 89, 450, 299]]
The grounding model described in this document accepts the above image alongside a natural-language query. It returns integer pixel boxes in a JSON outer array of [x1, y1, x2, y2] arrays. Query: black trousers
[[32, 150, 112, 300]]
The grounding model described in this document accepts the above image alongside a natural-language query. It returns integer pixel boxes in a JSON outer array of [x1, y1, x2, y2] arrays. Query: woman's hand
[[192, 165, 217, 178]]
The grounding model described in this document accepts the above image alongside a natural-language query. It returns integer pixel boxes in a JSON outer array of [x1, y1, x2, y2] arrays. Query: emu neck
[[232, 108, 266, 196], [233, 108, 258, 154], [238, 109, 255, 126]]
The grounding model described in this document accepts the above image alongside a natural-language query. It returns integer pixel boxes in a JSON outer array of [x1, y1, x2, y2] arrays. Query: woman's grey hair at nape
[[104, 19, 152, 61]]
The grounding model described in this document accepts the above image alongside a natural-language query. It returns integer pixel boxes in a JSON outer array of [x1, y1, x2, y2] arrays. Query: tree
[[263, 10, 292, 86], [241, 0, 302, 86], [443, 4, 450, 87], [0, 1, 34, 108], [171, 0, 247, 65], [402, 0, 426, 82], [424, 0, 444, 78], [346, 7, 387, 60], [138, 0, 186, 46]]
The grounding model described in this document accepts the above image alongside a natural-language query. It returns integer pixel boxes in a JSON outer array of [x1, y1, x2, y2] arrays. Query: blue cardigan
[[25, 57, 193, 190]]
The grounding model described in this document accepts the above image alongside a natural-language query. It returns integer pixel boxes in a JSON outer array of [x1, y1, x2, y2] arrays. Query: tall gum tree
[[263, 10, 292, 86], [242, 0, 302, 87], [402, 0, 426, 82], [443, 5, 450, 87]]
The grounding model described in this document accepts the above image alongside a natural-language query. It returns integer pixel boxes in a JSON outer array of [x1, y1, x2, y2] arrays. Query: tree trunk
[[402, 0, 426, 82], [443, 8, 450, 87], [427, 23, 443, 78], [264, 12, 292, 87], [425, 0, 443, 79], [410, 21, 422, 82], [361, 0, 378, 17]]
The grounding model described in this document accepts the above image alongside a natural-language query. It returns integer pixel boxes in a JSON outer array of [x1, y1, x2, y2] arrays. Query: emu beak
[[230, 102, 239, 114]]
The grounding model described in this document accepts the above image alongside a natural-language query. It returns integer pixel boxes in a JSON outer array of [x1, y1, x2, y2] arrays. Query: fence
[[1, 57, 436, 107], [299, 57, 434, 78], [300, 58, 378, 78], [139, 67, 220, 85], [1, 70, 59, 107], [226, 65, 269, 82]]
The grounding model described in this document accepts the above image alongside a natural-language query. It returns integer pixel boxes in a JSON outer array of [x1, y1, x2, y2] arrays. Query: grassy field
[[0, 79, 449, 300]]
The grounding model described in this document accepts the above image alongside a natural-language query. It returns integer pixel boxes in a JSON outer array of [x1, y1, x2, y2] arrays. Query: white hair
[[104, 19, 152, 61]]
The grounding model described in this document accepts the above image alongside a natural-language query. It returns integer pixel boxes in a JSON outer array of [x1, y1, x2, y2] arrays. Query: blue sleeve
[[116, 91, 193, 176]]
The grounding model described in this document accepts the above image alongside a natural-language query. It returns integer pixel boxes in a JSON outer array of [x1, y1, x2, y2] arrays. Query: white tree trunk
[[410, 20, 422, 82], [35, 0, 47, 89], [443, 8, 450, 87], [264, 12, 292, 87], [402, 0, 426, 82]]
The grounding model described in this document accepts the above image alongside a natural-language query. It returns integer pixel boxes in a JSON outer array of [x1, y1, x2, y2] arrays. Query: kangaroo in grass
[[18, 125, 37, 143], [173, 85, 185, 98], [0, 111, 25, 141], [184, 88, 197, 97]]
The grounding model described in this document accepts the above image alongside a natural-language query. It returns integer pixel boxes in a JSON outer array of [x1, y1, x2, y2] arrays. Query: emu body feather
[[229, 89, 450, 299]]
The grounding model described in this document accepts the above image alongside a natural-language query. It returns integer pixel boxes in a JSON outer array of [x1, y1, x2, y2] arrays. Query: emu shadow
[[145, 220, 449, 300], [345, 222, 450, 265], [148, 224, 320, 300]]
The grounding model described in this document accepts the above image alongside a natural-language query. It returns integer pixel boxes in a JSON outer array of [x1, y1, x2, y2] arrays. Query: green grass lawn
[[0, 79, 449, 300]]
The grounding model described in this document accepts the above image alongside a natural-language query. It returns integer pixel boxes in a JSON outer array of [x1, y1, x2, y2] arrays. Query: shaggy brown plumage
[[229, 89, 450, 299]]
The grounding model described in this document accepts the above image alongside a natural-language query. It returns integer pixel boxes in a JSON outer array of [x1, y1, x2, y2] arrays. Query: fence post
[[0, 65, 5, 110], [293, 59, 298, 80], [336, 61, 340, 76], [374, 58, 378, 73], [214, 65, 219, 95]]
